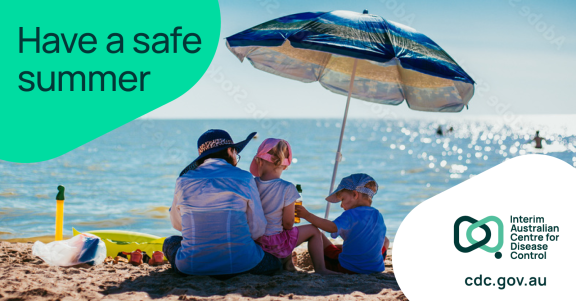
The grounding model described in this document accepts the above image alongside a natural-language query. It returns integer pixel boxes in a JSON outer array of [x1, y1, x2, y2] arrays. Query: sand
[[0, 241, 406, 301]]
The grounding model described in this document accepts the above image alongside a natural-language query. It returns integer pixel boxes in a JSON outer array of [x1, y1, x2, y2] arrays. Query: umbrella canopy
[[226, 10, 475, 218], [226, 10, 475, 112]]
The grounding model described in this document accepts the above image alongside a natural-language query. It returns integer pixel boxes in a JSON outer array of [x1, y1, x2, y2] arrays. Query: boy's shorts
[[324, 245, 388, 274]]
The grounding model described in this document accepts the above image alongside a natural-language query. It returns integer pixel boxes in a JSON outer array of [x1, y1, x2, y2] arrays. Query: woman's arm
[[295, 205, 337, 233], [170, 181, 183, 231], [282, 202, 295, 230]]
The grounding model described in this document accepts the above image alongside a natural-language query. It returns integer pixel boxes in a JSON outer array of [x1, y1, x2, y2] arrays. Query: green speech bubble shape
[[0, 1, 220, 163]]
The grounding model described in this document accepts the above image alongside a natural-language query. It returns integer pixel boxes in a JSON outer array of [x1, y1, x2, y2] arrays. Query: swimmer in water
[[532, 131, 546, 149], [436, 126, 443, 136]]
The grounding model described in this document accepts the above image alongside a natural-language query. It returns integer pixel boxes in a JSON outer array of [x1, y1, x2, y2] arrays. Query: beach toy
[[72, 228, 166, 259], [32, 233, 107, 266], [119, 250, 151, 265], [72, 228, 161, 243], [124, 249, 144, 266], [149, 251, 165, 266], [114, 256, 129, 264], [55, 185, 65, 241]]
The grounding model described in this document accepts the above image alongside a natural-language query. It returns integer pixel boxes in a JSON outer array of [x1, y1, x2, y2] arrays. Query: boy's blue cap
[[326, 173, 378, 203]]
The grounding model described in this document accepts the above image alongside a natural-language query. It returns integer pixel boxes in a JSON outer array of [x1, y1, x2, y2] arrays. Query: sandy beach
[[0, 241, 405, 301]]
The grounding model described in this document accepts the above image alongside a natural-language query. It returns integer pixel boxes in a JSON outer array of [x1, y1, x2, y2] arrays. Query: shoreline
[[0, 241, 406, 301], [2, 236, 73, 244]]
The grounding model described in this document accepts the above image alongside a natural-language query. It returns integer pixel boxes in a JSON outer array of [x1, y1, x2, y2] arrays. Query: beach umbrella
[[226, 10, 475, 218]]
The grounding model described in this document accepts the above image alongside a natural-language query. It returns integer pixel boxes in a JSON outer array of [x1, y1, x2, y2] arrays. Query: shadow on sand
[[101, 267, 404, 299]]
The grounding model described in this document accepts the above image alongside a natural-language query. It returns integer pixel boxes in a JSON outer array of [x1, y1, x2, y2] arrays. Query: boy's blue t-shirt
[[330, 206, 386, 274]]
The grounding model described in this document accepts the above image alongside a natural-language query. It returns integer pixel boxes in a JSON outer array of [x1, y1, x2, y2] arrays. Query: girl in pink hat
[[250, 138, 337, 275]]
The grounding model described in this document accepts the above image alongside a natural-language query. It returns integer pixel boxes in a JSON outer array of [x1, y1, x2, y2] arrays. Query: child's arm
[[295, 205, 337, 233], [282, 202, 295, 230]]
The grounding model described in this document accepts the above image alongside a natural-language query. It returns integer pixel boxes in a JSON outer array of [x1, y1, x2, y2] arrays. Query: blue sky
[[145, 0, 576, 119]]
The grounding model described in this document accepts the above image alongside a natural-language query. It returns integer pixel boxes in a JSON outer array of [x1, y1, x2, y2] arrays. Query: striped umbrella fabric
[[226, 10, 474, 112], [226, 10, 475, 219]]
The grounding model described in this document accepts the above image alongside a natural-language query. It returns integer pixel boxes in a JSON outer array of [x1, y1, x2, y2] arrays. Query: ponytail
[[268, 140, 290, 167]]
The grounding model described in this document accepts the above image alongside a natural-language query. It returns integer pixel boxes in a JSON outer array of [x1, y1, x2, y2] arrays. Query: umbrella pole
[[324, 58, 358, 219]]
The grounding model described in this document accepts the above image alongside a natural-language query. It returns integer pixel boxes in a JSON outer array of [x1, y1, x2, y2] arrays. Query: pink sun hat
[[250, 138, 293, 177]]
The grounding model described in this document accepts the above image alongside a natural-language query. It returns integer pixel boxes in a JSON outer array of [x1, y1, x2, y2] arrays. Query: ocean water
[[1, 117, 575, 241]]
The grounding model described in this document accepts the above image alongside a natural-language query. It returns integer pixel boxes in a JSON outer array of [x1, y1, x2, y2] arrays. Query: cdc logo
[[454, 216, 504, 259]]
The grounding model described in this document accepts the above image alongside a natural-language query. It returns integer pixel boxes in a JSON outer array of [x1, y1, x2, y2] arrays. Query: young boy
[[295, 173, 389, 274]]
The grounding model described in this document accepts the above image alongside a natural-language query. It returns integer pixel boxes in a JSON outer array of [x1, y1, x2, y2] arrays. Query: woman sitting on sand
[[163, 129, 281, 279]]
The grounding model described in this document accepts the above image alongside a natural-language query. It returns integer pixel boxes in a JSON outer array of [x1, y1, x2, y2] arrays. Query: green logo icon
[[454, 216, 504, 259]]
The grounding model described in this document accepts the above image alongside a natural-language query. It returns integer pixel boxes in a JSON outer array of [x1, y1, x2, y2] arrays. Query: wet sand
[[0, 241, 406, 301]]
